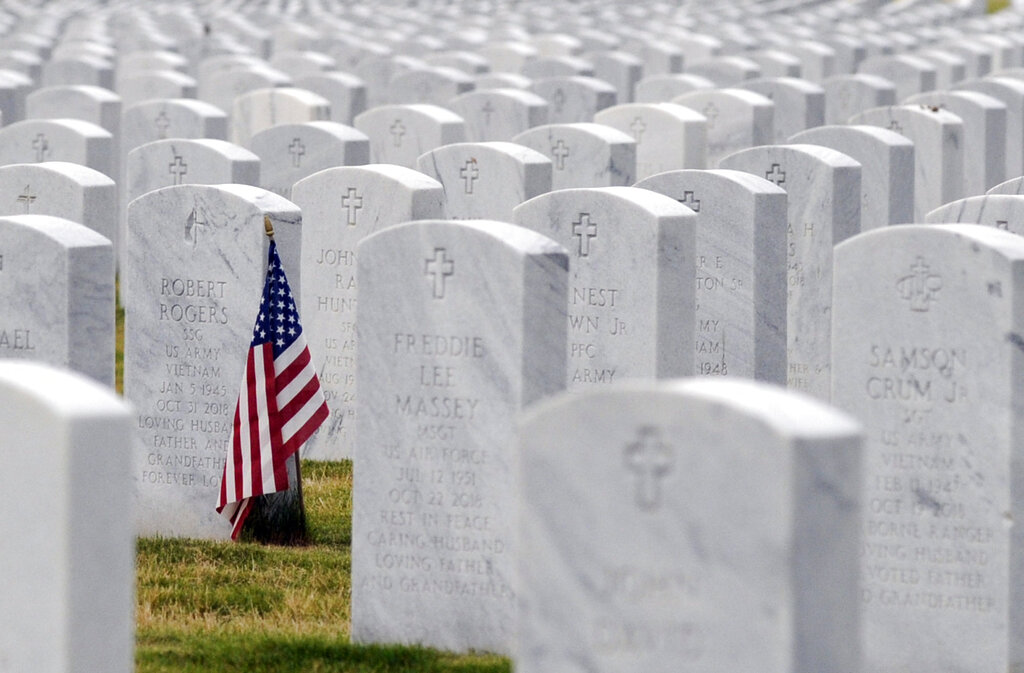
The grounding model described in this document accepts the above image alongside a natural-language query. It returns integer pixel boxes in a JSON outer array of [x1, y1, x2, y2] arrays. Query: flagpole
[[263, 216, 308, 542]]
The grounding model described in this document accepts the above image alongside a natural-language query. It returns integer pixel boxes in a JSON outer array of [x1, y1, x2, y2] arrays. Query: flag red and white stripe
[[216, 240, 329, 540]]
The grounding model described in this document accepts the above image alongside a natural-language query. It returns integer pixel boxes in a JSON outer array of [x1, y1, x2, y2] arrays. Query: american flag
[[216, 239, 329, 540]]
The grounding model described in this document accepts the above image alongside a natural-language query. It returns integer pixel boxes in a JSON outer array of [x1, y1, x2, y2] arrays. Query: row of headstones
[[350, 215, 1024, 673], [17, 99, 1024, 452], [9, 210, 1020, 672]]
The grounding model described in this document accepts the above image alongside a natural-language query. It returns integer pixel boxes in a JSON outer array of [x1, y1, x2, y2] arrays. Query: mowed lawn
[[135, 461, 510, 672]]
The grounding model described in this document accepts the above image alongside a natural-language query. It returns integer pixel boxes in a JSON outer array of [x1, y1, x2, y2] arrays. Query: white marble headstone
[[790, 125, 914, 227], [0, 118, 114, 180], [593, 102, 707, 179], [635, 169, 787, 383], [250, 121, 369, 199], [512, 122, 636, 190], [291, 164, 446, 460], [530, 75, 617, 124], [905, 90, 1008, 195], [514, 187, 695, 389], [352, 218, 568, 654], [124, 184, 301, 539], [850, 105, 964, 222], [231, 86, 331, 147], [0, 161, 117, 255], [447, 88, 548, 142], [673, 89, 774, 166], [518, 377, 863, 673], [720, 143, 861, 400], [0, 362, 134, 673], [417, 141, 551, 221], [354, 103, 466, 169], [822, 73, 897, 125], [832, 224, 1024, 673]]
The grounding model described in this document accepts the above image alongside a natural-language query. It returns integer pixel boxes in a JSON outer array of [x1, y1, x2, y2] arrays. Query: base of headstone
[[241, 456, 308, 545]]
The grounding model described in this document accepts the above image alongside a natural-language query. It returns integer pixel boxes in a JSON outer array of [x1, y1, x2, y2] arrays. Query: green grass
[[135, 461, 510, 673]]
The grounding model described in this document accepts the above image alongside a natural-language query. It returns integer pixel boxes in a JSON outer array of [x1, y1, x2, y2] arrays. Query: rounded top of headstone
[[0, 213, 112, 253], [128, 137, 259, 163], [354, 103, 465, 125], [521, 377, 862, 439], [250, 120, 369, 144], [635, 168, 788, 197], [421, 140, 552, 167], [293, 163, 443, 194], [516, 185, 694, 219], [361, 218, 568, 262], [0, 160, 115, 187], [0, 360, 131, 418], [790, 124, 915, 148], [27, 83, 121, 102], [837, 222, 1024, 263], [128, 183, 299, 218], [0, 117, 112, 139]]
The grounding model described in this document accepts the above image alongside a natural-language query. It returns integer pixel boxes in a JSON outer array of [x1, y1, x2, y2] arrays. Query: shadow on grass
[[138, 632, 511, 673]]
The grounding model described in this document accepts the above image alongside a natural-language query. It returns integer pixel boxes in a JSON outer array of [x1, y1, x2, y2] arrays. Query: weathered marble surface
[[0, 362, 134, 673], [292, 164, 446, 460], [125, 184, 301, 539], [518, 378, 863, 673], [352, 219, 568, 654], [832, 224, 1024, 673]]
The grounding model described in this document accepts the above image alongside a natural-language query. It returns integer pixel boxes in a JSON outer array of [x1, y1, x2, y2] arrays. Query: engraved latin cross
[[482, 101, 495, 124], [169, 154, 188, 185], [552, 139, 570, 170], [390, 119, 406, 147], [460, 159, 480, 194], [289, 138, 306, 167], [680, 190, 700, 213], [552, 88, 566, 113], [572, 213, 597, 257], [425, 247, 454, 299], [17, 185, 35, 212], [765, 163, 786, 186], [624, 426, 674, 511], [342, 187, 363, 226], [702, 102, 719, 129], [630, 116, 647, 142], [32, 134, 49, 162], [155, 111, 171, 139]]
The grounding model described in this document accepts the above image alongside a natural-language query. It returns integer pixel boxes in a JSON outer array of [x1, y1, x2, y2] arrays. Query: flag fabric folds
[[217, 240, 329, 540]]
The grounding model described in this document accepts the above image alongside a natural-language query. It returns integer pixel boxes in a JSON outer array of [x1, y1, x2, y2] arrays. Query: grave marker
[[0, 362, 134, 673], [354, 103, 466, 169], [594, 102, 707, 179], [720, 144, 861, 399], [417, 141, 551, 221], [832, 224, 1024, 673], [513, 122, 636, 189], [790, 125, 914, 227], [850, 105, 964, 221], [250, 121, 370, 199], [124, 184, 301, 539], [352, 218, 568, 653], [514, 187, 695, 389], [291, 164, 446, 460], [673, 88, 774, 166], [0, 214, 114, 384], [635, 169, 787, 382], [518, 378, 863, 673]]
